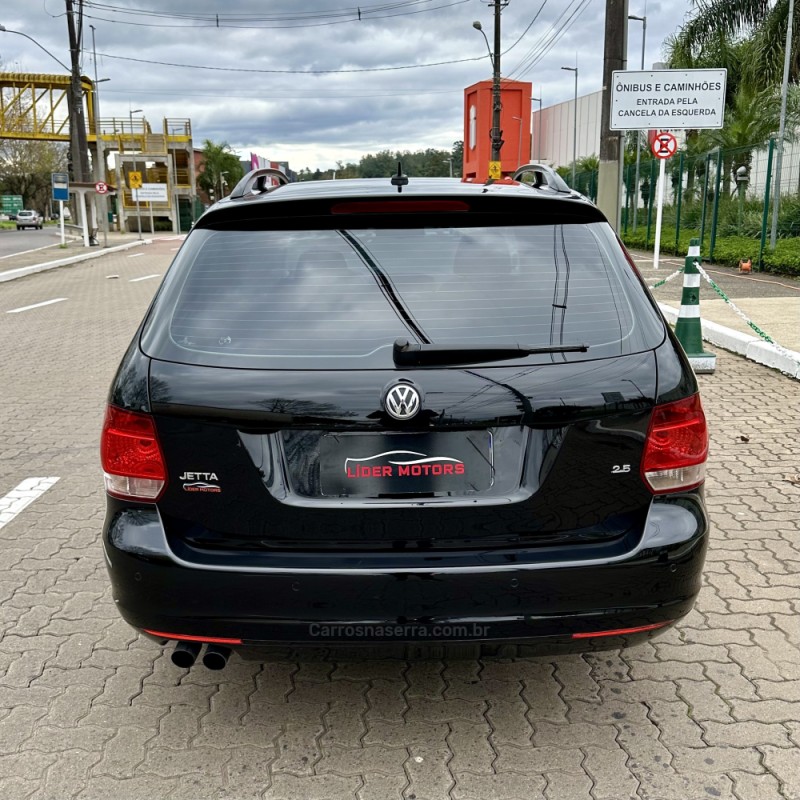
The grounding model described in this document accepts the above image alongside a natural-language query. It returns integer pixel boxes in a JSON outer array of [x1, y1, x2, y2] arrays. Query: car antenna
[[391, 162, 408, 193]]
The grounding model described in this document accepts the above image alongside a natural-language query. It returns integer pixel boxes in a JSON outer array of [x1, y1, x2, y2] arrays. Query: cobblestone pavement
[[1, 242, 799, 800]]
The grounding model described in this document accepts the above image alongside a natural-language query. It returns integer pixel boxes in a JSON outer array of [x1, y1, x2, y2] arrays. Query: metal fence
[[573, 138, 800, 267]]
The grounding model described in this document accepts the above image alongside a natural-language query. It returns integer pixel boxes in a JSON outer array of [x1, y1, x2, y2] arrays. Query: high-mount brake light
[[642, 394, 708, 493], [331, 200, 469, 214], [101, 405, 167, 501]]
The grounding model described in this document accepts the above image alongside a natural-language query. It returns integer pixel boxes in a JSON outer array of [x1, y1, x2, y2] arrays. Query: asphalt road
[[1, 243, 800, 800], [0, 227, 66, 259]]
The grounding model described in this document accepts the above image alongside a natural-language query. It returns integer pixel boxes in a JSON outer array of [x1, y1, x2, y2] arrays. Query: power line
[[504, 0, 592, 81], [501, 1, 548, 56], [85, 0, 439, 20], [82, 0, 469, 28], [94, 50, 485, 74], [102, 87, 462, 99]]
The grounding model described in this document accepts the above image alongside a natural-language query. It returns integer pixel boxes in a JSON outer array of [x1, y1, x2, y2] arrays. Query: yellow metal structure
[[2, 72, 197, 232], [0, 71, 94, 141]]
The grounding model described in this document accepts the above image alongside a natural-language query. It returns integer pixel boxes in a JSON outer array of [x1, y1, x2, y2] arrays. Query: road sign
[[610, 68, 727, 130], [128, 171, 143, 190], [1, 195, 23, 216], [488, 161, 502, 180], [652, 132, 678, 160], [51, 172, 69, 202], [132, 183, 168, 202], [95, 181, 109, 195]]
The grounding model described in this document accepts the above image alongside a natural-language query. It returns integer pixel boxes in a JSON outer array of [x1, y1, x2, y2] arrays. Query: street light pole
[[512, 116, 523, 167], [90, 25, 110, 247], [0, 25, 70, 70], [561, 65, 579, 187], [770, 0, 795, 249], [442, 158, 453, 177], [129, 108, 143, 240], [531, 95, 542, 161], [628, 13, 647, 231]]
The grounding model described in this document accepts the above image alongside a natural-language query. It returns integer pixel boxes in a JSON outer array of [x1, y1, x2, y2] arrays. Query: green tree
[[0, 135, 68, 216], [452, 140, 464, 177], [698, 84, 800, 195], [671, 0, 800, 90], [197, 140, 244, 200]]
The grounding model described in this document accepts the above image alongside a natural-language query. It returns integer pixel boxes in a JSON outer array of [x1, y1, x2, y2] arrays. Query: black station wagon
[[101, 166, 709, 670]]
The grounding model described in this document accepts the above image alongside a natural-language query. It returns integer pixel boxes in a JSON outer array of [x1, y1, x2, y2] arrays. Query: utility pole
[[65, 0, 90, 183], [490, 0, 504, 163], [472, 1, 507, 173], [628, 11, 647, 231], [597, 0, 629, 229]]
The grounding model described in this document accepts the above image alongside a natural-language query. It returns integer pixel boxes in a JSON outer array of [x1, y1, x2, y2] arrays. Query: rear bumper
[[103, 495, 708, 649]]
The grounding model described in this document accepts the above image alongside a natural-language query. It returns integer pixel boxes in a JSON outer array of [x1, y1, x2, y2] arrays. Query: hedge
[[621, 227, 800, 277]]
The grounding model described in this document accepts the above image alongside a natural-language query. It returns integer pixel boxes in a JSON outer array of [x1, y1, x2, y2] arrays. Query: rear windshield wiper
[[393, 338, 588, 367]]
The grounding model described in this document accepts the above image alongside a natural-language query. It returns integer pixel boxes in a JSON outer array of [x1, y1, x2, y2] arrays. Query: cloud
[[1, 0, 692, 169]]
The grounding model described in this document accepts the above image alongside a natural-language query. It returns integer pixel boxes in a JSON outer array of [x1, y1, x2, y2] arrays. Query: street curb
[[659, 302, 800, 380], [0, 239, 152, 284]]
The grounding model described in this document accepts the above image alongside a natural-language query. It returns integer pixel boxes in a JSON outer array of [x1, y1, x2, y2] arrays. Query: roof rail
[[512, 163, 572, 193], [229, 167, 290, 200]]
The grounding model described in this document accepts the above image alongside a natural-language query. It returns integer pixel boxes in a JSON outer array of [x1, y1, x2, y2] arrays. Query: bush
[[763, 238, 800, 276], [622, 228, 800, 276]]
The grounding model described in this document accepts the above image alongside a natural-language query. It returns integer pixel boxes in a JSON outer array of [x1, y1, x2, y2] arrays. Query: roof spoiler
[[229, 167, 290, 200], [512, 163, 573, 193]]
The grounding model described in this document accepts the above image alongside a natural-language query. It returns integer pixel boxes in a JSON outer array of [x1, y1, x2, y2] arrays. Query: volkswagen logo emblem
[[384, 383, 421, 420]]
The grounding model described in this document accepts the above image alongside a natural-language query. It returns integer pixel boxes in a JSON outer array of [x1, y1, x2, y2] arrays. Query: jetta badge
[[384, 383, 421, 420]]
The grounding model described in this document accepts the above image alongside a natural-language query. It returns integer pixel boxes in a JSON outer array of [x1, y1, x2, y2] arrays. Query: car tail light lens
[[642, 394, 708, 493], [101, 405, 166, 500]]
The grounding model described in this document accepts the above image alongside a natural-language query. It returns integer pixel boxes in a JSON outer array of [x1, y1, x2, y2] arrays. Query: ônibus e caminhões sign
[[610, 69, 727, 130]]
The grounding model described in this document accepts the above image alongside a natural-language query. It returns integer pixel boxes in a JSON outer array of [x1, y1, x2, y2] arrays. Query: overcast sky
[[2, 0, 695, 170]]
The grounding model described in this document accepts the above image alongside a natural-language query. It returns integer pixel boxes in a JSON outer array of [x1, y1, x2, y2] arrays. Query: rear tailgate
[[148, 354, 656, 554]]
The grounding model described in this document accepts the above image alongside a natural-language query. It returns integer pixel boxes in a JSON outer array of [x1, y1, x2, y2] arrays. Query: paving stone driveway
[[1, 243, 799, 799]]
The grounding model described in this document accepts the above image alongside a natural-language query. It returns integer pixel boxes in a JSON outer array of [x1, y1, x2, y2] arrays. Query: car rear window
[[141, 221, 664, 369]]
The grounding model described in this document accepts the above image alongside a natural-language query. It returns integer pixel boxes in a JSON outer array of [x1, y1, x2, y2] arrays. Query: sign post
[[132, 184, 167, 237], [610, 68, 727, 270], [52, 172, 69, 247], [651, 132, 678, 270], [128, 170, 143, 240]]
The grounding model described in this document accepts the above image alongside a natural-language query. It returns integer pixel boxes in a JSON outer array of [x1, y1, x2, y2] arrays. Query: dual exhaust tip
[[171, 641, 231, 670]]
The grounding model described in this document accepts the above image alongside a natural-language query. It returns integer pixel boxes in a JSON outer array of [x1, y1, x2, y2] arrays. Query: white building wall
[[531, 89, 800, 201], [532, 90, 603, 167]]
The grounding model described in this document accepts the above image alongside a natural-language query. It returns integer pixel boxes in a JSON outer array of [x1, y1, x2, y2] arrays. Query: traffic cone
[[674, 238, 716, 374]]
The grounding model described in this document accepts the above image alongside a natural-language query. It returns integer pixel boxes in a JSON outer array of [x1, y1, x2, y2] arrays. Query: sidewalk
[[630, 249, 800, 379]]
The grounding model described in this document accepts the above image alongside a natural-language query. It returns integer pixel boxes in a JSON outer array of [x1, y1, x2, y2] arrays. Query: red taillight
[[572, 621, 671, 639], [101, 405, 167, 501], [642, 394, 708, 493]]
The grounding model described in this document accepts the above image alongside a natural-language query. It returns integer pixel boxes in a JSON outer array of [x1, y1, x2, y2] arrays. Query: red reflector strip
[[331, 200, 469, 214], [143, 629, 242, 645], [571, 621, 671, 639]]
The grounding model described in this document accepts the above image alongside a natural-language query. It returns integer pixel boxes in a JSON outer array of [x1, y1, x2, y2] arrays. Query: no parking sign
[[652, 132, 678, 160]]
